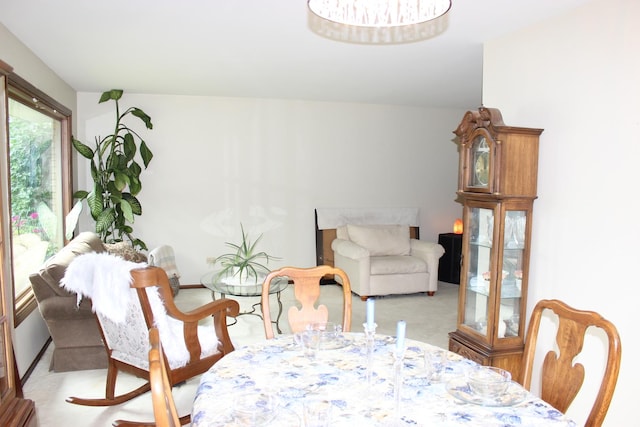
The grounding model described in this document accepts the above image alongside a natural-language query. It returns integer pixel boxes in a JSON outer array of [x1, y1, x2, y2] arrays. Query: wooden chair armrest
[[168, 298, 240, 360], [168, 298, 240, 323]]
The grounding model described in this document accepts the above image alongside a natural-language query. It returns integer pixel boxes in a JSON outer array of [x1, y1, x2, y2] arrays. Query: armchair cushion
[[104, 241, 148, 263], [370, 255, 428, 275], [346, 224, 411, 256]]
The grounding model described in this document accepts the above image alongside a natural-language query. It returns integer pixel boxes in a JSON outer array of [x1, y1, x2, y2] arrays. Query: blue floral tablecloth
[[192, 333, 576, 426]]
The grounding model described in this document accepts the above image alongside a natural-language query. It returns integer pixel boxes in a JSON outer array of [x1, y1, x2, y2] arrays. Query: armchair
[[331, 224, 444, 300]]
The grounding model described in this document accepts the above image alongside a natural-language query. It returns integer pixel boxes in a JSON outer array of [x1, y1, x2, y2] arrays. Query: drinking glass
[[303, 398, 331, 427], [424, 350, 447, 382]]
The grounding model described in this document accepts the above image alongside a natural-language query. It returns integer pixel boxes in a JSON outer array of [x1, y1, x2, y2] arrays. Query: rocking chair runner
[[64, 261, 239, 426]]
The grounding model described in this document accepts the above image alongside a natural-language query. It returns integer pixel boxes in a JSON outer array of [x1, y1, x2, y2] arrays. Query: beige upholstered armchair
[[331, 223, 444, 300]]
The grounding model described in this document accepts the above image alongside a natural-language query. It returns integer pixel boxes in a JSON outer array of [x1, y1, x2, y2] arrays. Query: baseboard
[[21, 337, 52, 385]]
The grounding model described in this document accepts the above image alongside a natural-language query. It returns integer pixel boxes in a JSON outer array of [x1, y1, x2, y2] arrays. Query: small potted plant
[[208, 224, 280, 286]]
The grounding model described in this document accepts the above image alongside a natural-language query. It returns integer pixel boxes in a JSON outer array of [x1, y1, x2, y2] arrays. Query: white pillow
[[346, 224, 411, 256]]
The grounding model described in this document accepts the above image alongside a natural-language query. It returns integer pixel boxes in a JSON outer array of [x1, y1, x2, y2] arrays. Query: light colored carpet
[[23, 281, 458, 426]]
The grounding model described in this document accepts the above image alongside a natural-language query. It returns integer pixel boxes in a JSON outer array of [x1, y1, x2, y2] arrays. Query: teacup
[[467, 366, 511, 397]]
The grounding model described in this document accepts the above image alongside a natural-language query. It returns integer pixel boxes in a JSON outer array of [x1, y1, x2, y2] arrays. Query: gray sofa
[[29, 232, 109, 372]]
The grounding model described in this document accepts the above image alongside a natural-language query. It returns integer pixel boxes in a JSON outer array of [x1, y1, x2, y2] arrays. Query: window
[[5, 72, 72, 326]]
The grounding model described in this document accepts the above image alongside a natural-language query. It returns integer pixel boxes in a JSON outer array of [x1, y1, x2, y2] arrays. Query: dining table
[[191, 331, 576, 426]]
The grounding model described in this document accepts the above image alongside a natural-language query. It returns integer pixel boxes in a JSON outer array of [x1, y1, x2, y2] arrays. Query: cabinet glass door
[[498, 209, 526, 338], [463, 206, 494, 337]]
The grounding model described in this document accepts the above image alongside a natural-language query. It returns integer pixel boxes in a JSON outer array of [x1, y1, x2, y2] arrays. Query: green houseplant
[[70, 89, 153, 250], [209, 224, 280, 284]]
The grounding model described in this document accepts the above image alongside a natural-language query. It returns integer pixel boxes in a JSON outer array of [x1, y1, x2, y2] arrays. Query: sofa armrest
[[332, 239, 371, 297], [411, 239, 444, 261], [410, 239, 445, 273], [410, 239, 445, 294], [331, 238, 370, 260]]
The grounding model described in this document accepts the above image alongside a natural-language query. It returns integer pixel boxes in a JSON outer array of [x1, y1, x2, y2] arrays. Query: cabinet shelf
[[467, 282, 522, 299], [470, 240, 493, 248]]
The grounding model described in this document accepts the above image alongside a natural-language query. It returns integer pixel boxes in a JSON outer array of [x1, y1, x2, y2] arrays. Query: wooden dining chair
[[148, 327, 180, 427], [520, 299, 621, 427], [62, 258, 240, 427], [261, 265, 352, 339]]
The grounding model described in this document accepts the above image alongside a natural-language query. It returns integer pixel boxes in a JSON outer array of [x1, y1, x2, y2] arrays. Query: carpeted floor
[[23, 281, 458, 426]]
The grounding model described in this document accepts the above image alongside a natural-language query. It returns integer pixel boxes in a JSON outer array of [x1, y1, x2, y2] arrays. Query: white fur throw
[[61, 252, 144, 323], [61, 252, 219, 368]]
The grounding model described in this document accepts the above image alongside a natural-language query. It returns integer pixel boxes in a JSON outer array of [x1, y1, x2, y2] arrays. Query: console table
[[438, 233, 462, 284]]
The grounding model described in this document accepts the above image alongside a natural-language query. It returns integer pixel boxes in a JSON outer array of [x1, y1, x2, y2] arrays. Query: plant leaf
[[129, 161, 142, 178], [120, 199, 134, 223], [140, 141, 153, 168], [88, 188, 103, 219], [96, 207, 116, 233], [129, 176, 142, 195], [72, 137, 94, 159], [131, 108, 153, 130], [123, 132, 136, 161], [90, 161, 99, 182], [106, 181, 123, 201], [99, 89, 123, 103], [123, 193, 142, 215], [73, 190, 89, 200], [114, 171, 130, 191]]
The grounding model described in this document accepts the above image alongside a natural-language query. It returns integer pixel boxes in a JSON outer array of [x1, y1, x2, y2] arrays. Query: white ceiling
[[1, 0, 592, 109]]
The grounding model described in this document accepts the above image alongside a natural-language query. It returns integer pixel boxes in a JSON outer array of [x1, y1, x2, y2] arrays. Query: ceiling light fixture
[[307, 0, 452, 28]]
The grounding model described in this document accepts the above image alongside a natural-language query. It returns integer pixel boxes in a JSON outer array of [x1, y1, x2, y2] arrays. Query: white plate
[[446, 378, 529, 407], [317, 334, 353, 350]]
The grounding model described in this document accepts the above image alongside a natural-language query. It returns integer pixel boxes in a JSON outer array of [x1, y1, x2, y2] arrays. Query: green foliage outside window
[[9, 115, 53, 239]]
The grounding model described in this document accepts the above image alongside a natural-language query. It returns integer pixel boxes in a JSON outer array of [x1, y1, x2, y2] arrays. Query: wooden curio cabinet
[[448, 107, 543, 381]]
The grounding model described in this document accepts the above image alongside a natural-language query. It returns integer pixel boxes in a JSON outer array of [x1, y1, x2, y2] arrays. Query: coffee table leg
[[210, 291, 227, 301], [275, 291, 283, 334]]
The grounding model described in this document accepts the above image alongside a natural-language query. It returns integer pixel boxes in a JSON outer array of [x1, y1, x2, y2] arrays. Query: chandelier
[[307, 0, 452, 28]]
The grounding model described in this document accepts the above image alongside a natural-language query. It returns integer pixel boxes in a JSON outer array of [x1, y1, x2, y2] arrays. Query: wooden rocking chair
[[65, 264, 239, 426]]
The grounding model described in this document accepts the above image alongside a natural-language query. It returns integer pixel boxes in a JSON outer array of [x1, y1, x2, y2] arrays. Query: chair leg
[[106, 361, 118, 400]]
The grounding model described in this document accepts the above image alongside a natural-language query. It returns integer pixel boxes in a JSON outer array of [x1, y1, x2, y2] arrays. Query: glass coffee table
[[200, 271, 289, 334]]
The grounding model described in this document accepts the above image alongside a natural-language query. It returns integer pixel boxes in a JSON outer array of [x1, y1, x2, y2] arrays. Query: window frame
[[5, 72, 73, 326]]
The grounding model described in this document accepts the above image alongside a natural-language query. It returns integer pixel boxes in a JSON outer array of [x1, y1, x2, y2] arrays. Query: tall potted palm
[[69, 89, 153, 250]]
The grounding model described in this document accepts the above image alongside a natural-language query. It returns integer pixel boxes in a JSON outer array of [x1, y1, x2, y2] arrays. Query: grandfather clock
[[448, 107, 543, 381]]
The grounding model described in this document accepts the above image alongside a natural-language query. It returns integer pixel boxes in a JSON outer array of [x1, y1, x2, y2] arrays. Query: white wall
[[76, 93, 464, 283], [483, 0, 638, 425], [0, 23, 77, 377]]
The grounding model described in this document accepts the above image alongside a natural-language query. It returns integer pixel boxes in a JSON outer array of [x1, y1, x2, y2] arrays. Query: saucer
[[446, 378, 529, 407]]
